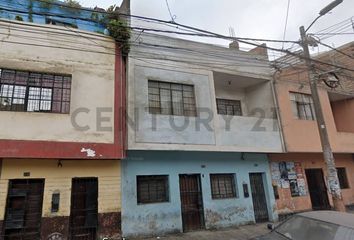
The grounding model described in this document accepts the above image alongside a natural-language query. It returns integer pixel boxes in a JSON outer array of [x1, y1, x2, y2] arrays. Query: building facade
[[122, 32, 284, 237], [0, 1, 127, 239], [269, 42, 354, 217]]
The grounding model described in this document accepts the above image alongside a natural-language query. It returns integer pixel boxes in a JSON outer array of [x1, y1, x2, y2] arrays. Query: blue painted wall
[[122, 151, 278, 237], [0, 0, 106, 33]]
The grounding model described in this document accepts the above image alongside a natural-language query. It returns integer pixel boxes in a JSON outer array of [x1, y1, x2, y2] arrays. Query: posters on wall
[[271, 161, 307, 197]]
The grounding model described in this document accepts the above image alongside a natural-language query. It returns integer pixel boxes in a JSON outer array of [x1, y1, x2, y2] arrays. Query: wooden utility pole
[[299, 26, 345, 212]]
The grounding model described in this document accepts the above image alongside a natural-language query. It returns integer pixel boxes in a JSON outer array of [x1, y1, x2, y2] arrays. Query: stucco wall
[[275, 82, 354, 153], [127, 52, 283, 153], [122, 151, 277, 237], [269, 153, 354, 214], [0, 159, 121, 221], [0, 20, 116, 144], [331, 99, 354, 133]]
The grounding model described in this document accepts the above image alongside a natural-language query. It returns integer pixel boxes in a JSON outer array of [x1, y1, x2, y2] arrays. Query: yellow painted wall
[[0, 159, 121, 220]]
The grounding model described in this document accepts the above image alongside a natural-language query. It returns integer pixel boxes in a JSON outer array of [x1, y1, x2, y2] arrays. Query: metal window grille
[[0, 68, 71, 113], [216, 98, 242, 116], [137, 175, 169, 204], [148, 80, 197, 117], [290, 92, 316, 120], [210, 174, 237, 199], [337, 168, 350, 189]]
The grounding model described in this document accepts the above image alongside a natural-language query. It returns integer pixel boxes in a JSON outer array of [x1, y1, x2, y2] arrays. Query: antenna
[[229, 27, 236, 38]]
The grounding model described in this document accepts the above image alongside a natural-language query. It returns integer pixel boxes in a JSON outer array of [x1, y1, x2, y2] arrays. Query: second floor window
[[148, 80, 196, 116], [290, 92, 315, 120], [0, 69, 71, 114], [216, 98, 242, 116]]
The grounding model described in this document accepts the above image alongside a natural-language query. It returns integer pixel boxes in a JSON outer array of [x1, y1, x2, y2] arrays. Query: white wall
[[0, 20, 116, 143], [127, 33, 283, 152]]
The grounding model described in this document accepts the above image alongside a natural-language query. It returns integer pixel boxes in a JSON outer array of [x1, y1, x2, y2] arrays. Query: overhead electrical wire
[[0, 4, 353, 73]]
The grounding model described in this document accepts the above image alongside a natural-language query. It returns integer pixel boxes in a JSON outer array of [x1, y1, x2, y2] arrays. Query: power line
[[315, 40, 354, 60], [282, 0, 291, 49]]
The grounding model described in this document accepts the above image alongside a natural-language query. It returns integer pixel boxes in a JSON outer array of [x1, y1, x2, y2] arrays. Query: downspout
[[271, 69, 287, 153]]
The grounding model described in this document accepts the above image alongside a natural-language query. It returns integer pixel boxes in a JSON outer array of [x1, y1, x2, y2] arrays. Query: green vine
[[40, 0, 54, 9], [15, 15, 23, 21], [64, 0, 81, 12], [28, 0, 33, 22], [104, 5, 131, 56]]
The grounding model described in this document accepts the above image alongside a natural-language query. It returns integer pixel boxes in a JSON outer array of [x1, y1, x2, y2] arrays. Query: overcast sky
[[80, 0, 353, 55]]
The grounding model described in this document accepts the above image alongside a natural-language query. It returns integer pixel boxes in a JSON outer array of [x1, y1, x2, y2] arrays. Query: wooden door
[[3, 179, 44, 240], [179, 174, 205, 232], [70, 178, 98, 240], [249, 173, 269, 222], [305, 169, 331, 210]]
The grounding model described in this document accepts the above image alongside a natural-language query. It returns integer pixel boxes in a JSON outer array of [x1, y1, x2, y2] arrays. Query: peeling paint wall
[[122, 151, 277, 238], [0, 159, 121, 221], [0, 20, 116, 144], [269, 153, 354, 214]]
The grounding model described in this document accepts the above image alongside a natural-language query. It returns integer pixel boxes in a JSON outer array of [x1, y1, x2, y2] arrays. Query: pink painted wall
[[269, 153, 354, 214], [331, 99, 354, 133]]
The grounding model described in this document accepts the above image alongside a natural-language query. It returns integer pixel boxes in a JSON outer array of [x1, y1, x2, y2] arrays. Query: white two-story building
[[122, 32, 284, 237]]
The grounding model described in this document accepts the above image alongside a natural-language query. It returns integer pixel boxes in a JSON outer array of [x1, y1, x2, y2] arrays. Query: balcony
[[213, 71, 283, 152]]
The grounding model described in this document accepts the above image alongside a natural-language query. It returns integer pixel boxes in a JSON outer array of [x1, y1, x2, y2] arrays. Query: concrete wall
[[331, 99, 354, 133], [0, 159, 121, 239], [274, 81, 354, 153], [269, 153, 354, 214], [122, 151, 277, 237], [127, 33, 283, 153], [0, 20, 116, 144]]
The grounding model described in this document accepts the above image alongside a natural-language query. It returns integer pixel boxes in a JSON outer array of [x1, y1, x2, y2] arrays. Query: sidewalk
[[130, 223, 269, 240]]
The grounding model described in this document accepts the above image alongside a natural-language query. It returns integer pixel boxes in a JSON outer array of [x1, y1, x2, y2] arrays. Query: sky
[[79, 0, 353, 56]]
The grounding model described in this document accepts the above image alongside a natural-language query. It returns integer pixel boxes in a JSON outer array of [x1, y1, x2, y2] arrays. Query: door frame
[[179, 174, 205, 232], [305, 168, 331, 210]]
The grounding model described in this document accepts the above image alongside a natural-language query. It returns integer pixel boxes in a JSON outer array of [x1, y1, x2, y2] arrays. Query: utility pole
[[299, 0, 345, 212]]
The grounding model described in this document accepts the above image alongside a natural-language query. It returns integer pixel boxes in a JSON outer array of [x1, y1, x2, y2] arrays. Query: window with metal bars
[[290, 92, 316, 120], [148, 80, 197, 116], [337, 168, 349, 189], [137, 175, 169, 204], [210, 174, 237, 199], [0, 68, 71, 113], [216, 98, 242, 116]]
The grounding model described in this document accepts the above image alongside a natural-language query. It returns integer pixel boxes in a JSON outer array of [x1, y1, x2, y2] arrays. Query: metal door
[[249, 173, 269, 222], [70, 178, 98, 240], [179, 174, 205, 232], [305, 169, 331, 210], [2, 179, 44, 240]]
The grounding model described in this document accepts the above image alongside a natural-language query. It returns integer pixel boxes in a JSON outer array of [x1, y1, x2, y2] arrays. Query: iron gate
[[2, 179, 44, 240], [70, 178, 98, 240], [179, 174, 205, 232], [249, 173, 269, 222]]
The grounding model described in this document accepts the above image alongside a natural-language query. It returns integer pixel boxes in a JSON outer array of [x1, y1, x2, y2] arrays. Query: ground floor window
[[210, 174, 237, 199], [137, 175, 169, 204], [337, 168, 349, 189]]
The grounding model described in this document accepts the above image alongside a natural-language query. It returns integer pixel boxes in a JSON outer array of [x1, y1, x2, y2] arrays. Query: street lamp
[[299, 0, 345, 212]]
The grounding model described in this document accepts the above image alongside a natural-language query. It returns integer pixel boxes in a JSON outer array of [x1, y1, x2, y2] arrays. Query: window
[[137, 175, 169, 204], [210, 174, 237, 199], [290, 92, 315, 120], [337, 168, 349, 189], [0, 69, 71, 113], [148, 80, 196, 116], [216, 98, 242, 116]]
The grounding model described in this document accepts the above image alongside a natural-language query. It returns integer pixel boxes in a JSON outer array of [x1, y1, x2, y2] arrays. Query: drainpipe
[[271, 70, 287, 153]]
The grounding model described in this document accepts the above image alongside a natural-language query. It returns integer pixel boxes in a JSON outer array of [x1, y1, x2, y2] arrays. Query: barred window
[[148, 80, 196, 116], [290, 92, 315, 120], [210, 174, 237, 199], [216, 98, 242, 116], [137, 175, 169, 204], [337, 168, 349, 189], [0, 69, 71, 113]]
